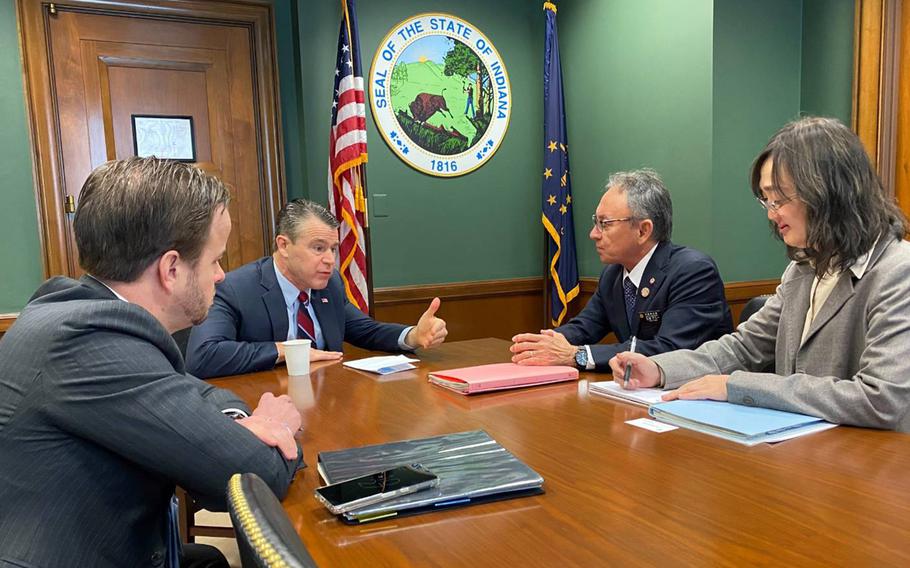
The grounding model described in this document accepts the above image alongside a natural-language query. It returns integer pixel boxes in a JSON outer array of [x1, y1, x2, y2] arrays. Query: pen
[[623, 336, 637, 389]]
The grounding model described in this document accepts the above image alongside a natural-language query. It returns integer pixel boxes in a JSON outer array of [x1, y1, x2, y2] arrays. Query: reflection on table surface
[[209, 338, 910, 567]]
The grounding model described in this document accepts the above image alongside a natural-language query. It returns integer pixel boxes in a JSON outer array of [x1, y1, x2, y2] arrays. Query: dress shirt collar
[[87, 274, 128, 302], [623, 242, 659, 288], [273, 261, 311, 308], [848, 237, 878, 280]]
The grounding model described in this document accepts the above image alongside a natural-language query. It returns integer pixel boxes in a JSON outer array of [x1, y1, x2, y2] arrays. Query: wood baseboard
[[0, 313, 18, 335], [0, 278, 778, 341], [373, 277, 779, 343]]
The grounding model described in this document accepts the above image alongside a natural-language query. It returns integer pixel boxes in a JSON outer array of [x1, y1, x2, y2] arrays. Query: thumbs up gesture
[[406, 297, 448, 349]]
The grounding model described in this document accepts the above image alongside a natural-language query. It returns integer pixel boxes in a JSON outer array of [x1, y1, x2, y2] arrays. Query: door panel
[[25, 2, 283, 275]]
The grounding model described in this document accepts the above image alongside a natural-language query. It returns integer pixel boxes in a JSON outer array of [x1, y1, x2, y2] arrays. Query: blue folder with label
[[648, 400, 837, 446]]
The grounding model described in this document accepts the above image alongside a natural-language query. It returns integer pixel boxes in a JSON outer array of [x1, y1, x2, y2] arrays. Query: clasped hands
[[236, 392, 302, 460]]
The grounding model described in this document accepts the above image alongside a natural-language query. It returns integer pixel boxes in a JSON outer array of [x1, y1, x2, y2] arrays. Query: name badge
[[639, 310, 661, 323]]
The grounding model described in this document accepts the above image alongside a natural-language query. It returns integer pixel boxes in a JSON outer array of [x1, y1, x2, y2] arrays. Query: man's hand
[[608, 352, 660, 389], [660, 375, 729, 401], [310, 348, 343, 362], [510, 329, 575, 366], [406, 297, 447, 349], [275, 342, 285, 364], [237, 393, 302, 460]]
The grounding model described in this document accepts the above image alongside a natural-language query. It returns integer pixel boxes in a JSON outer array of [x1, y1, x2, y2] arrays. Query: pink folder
[[428, 363, 579, 395]]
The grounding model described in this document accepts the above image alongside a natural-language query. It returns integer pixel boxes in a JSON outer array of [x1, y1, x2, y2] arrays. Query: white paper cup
[[283, 339, 311, 376]]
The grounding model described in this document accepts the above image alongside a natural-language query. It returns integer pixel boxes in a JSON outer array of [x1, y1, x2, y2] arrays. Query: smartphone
[[315, 463, 439, 514]]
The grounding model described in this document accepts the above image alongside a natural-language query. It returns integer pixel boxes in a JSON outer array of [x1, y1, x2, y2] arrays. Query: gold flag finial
[[543, 2, 557, 13]]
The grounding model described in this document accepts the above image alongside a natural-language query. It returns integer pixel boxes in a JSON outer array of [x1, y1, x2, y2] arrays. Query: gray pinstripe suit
[[0, 276, 302, 567]]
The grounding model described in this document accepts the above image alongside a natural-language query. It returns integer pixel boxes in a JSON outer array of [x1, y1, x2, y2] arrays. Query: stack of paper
[[648, 400, 837, 446], [343, 355, 419, 375], [428, 363, 578, 395], [588, 381, 669, 407]]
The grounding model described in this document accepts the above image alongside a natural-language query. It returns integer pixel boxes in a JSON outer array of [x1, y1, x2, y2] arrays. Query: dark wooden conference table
[[209, 338, 910, 567]]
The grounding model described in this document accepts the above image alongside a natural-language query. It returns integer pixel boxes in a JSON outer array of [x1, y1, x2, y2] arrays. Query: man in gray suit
[[0, 158, 303, 567], [611, 117, 910, 432]]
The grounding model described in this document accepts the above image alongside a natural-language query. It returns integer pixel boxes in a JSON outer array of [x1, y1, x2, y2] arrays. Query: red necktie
[[297, 292, 315, 341]]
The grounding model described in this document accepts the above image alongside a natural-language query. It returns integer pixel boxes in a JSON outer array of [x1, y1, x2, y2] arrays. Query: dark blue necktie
[[623, 276, 637, 326]]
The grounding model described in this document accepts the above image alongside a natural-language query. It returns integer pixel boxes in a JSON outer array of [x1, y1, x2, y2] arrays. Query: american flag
[[328, 0, 370, 313]]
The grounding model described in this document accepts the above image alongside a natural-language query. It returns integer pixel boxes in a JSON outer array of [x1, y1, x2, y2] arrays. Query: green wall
[[801, 0, 854, 121], [0, 0, 858, 312], [0, 1, 42, 313], [711, 0, 803, 282], [297, 0, 544, 287], [561, 0, 715, 278]]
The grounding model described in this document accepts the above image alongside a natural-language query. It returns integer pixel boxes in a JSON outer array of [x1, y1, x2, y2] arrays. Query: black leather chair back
[[738, 294, 772, 326], [227, 473, 317, 568]]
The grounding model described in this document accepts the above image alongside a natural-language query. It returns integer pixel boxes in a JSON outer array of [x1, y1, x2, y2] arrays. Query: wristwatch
[[574, 346, 588, 369]]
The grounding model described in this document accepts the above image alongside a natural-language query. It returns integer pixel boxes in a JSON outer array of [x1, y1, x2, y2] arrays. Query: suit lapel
[[779, 265, 812, 368], [798, 235, 894, 349], [801, 273, 855, 347], [311, 286, 341, 349], [632, 242, 669, 334], [259, 257, 289, 341]]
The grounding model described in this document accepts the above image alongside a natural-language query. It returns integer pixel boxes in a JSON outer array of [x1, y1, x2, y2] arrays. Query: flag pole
[[360, 164, 375, 318]]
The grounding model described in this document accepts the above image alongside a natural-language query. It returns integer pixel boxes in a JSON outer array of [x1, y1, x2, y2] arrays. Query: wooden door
[[19, 0, 285, 276]]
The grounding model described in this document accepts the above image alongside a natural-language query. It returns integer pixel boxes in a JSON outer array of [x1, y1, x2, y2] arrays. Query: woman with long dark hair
[[612, 116, 910, 431]]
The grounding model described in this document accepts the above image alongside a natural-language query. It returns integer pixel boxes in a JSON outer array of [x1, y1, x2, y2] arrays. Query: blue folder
[[649, 400, 829, 445]]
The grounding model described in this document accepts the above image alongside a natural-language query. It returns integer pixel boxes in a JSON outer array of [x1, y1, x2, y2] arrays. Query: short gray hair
[[276, 198, 339, 241], [606, 168, 673, 242]]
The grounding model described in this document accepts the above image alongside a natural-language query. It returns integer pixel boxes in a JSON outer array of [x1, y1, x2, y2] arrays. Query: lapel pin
[[641, 287, 650, 298], [649, 277, 655, 284], [321, 298, 329, 303]]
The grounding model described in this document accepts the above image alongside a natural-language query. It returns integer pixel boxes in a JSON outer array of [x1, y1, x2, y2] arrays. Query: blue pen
[[623, 336, 637, 389]]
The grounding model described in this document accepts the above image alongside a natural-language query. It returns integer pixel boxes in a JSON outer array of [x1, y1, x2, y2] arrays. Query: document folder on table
[[588, 381, 668, 407], [648, 400, 837, 446], [317, 430, 544, 524], [427, 362, 578, 394]]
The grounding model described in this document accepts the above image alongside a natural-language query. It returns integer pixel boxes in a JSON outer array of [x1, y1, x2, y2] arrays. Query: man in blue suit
[[187, 199, 448, 379], [511, 169, 732, 372]]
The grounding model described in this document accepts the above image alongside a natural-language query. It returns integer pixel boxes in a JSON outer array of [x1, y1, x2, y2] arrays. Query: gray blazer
[[0, 276, 303, 568], [652, 234, 910, 432]]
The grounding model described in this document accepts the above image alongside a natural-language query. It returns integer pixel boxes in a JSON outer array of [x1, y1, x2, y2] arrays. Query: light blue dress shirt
[[272, 263, 415, 351], [273, 263, 326, 348]]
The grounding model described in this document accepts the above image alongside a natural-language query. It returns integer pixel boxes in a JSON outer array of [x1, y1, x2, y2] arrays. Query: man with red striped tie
[[186, 199, 447, 379]]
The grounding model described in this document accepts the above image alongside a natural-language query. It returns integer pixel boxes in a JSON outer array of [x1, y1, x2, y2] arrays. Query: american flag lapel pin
[[321, 298, 329, 303]]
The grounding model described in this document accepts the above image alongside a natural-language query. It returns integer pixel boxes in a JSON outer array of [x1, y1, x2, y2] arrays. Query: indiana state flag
[[541, 1, 579, 326]]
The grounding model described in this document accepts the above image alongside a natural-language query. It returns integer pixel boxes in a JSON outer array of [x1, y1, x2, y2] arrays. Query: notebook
[[648, 400, 837, 446], [427, 363, 578, 394], [317, 430, 544, 523], [588, 380, 670, 407]]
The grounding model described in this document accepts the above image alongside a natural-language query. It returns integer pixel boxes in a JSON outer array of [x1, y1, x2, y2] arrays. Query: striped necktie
[[297, 292, 315, 341]]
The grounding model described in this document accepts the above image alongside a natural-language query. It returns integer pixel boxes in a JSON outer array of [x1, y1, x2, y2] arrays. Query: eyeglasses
[[591, 215, 635, 232], [756, 193, 796, 212]]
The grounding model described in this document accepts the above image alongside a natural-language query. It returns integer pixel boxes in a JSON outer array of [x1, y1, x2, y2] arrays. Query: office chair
[[738, 294, 772, 326], [227, 473, 317, 568]]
